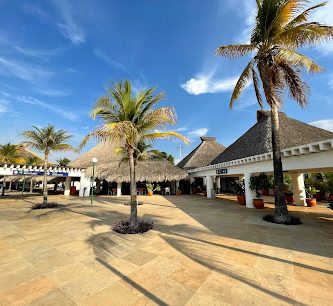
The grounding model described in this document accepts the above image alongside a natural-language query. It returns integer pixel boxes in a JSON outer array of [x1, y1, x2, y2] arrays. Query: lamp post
[[91, 157, 97, 204]]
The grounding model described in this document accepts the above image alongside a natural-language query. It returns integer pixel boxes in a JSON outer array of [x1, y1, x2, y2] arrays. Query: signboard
[[12, 170, 68, 177], [216, 168, 228, 175]]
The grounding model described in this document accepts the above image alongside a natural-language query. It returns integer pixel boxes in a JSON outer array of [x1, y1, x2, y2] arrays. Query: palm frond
[[252, 66, 264, 108], [229, 60, 254, 108], [216, 44, 256, 58], [143, 131, 189, 144]]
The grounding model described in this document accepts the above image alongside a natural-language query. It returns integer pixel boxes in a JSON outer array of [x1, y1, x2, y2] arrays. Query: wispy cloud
[[55, 1, 85, 45], [187, 128, 209, 138], [0, 91, 78, 121], [309, 119, 333, 132], [0, 98, 9, 114], [0, 56, 54, 83], [181, 72, 241, 95], [329, 76, 333, 89], [93, 49, 124, 70], [35, 88, 72, 97]]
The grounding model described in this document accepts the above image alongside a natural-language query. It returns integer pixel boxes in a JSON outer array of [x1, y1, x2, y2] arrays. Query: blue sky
[[0, 0, 332, 163]]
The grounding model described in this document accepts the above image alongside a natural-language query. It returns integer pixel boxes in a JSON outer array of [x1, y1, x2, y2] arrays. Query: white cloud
[[93, 49, 124, 70], [309, 119, 333, 132], [0, 56, 53, 83], [181, 73, 240, 95], [36, 88, 72, 97], [55, 1, 85, 45], [187, 128, 209, 138], [329, 76, 333, 89], [0, 98, 9, 114]]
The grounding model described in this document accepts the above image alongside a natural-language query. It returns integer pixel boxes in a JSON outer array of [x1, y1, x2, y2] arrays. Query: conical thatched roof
[[71, 142, 188, 182], [70, 142, 121, 169], [0, 145, 43, 166], [211, 110, 333, 164], [177, 136, 225, 170], [86, 159, 188, 183]]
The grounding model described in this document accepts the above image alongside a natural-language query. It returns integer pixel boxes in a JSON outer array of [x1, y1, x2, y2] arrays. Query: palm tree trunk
[[43, 152, 48, 205], [271, 105, 290, 223], [128, 147, 138, 229]]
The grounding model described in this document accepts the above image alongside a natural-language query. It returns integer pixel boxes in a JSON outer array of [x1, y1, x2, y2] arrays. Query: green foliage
[[233, 179, 245, 196], [305, 186, 319, 199], [0, 143, 25, 164], [249, 175, 264, 198], [146, 183, 161, 193], [57, 158, 71, 167], [259, 173, 271, 189]]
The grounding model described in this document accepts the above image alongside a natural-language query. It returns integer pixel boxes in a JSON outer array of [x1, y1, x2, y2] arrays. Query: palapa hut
[[177, 136, 225, 193], [70, 142, 188, 196]]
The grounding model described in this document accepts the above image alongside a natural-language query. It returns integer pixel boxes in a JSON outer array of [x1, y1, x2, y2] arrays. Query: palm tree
[[26, 156, 41, 166], [0, 143, 25, 196], [57, 158, 71, 167], [0, 143, 25, 164], [81, 80, 189, 229], [216, 0, 333, 223], [22, 125, 74, 206]]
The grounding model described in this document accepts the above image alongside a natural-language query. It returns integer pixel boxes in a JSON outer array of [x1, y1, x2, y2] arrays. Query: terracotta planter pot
[[306, 198, 316, 207], [176, 191, 182, 196], [261, 189, 269, 196], [253, 199, 264, 209], [285, 194, 294, 205], [237, 195, 246, 206], [314, 193, 322, 201], [148, 191, 153, 196]]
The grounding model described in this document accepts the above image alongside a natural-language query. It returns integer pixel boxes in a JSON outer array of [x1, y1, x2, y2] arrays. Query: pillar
[[190, 177, 195, 194], [206, 175, 215, 198], [79, 175, 91, 197], [216, 177, 221, 194], [64, 176, 71, 196], [30, 179, 33, 193], [116, 182, 122, 196], [203, 177, 207, 186], [244, 173, 254, 208], [291, 173, 306, 206], [176, 180, 180, 191]]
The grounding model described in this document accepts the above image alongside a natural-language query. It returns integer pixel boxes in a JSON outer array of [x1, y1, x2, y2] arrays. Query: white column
[[291, 173, 306, 206], [176, 180, 180, 190], [206, 176, 214, 198], [79, 175, 91, 197], [244, 173, 254, 208], [64, 176, 71, 196], [203, 177, 207, 186], [30, 179, 33, 193], [216, 177, 221, 194], [190, 177, 195, 194], [116, 182, 122, 196]]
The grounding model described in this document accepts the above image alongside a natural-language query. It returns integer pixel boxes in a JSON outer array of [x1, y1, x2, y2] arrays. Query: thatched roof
[[0, 145, 43, 166], [86, 159, 188, 183], [70, 142, 121, 168], [211, 110, 333, 164], [177, 136, 225, 170], [71, 142, 188, 182]]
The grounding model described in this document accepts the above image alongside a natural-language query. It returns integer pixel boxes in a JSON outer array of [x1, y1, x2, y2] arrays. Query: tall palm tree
[[216, 0, 333, 223], [81, 80, 189, 229], [22, 125, 74, 205], [26, 156, 41, 166], [0, 143, 25, 196]]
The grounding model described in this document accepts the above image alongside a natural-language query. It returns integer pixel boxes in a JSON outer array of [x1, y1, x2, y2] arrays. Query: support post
[[116, 182, 122, 196], [30, 179, 33, 193], [216, 176, 221, 194], [244, 173, 254, 208], [290, 173, 306, 206], [190, 177, 195, 194], [79, 175, 91, 197], [64, 176, 71, 196], [206, 176, 215, 198]]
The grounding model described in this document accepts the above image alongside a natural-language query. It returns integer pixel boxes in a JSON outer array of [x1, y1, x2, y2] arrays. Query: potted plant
[[249, 175, 264, 209], [146, 183, 161, 196], [323, 173, 333, 201], [305, 186, 318, 207], [285, 190, 295, 205], [259, 173, 271, 196], [233, 179, 246, 205]]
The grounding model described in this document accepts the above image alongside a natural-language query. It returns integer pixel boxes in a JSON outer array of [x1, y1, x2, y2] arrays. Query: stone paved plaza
[[0, 194, 332, 305]]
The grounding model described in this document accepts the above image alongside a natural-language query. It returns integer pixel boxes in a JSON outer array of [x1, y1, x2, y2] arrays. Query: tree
[[216, 0, 333, 223], [0, 143, 25, 196], [0, 143, 25, 164], [57, 158, 71, 167], [81, 80, 189, 229], [22, 125, 74, 206], [26, 156, 41, 166]]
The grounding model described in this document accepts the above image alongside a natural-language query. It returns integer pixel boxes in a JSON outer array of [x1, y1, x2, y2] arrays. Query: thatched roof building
[[0, 145, 43, 166], [211, 110, 333, 164], [71, 142, 188, 182], [177, 136, 225, 170]]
